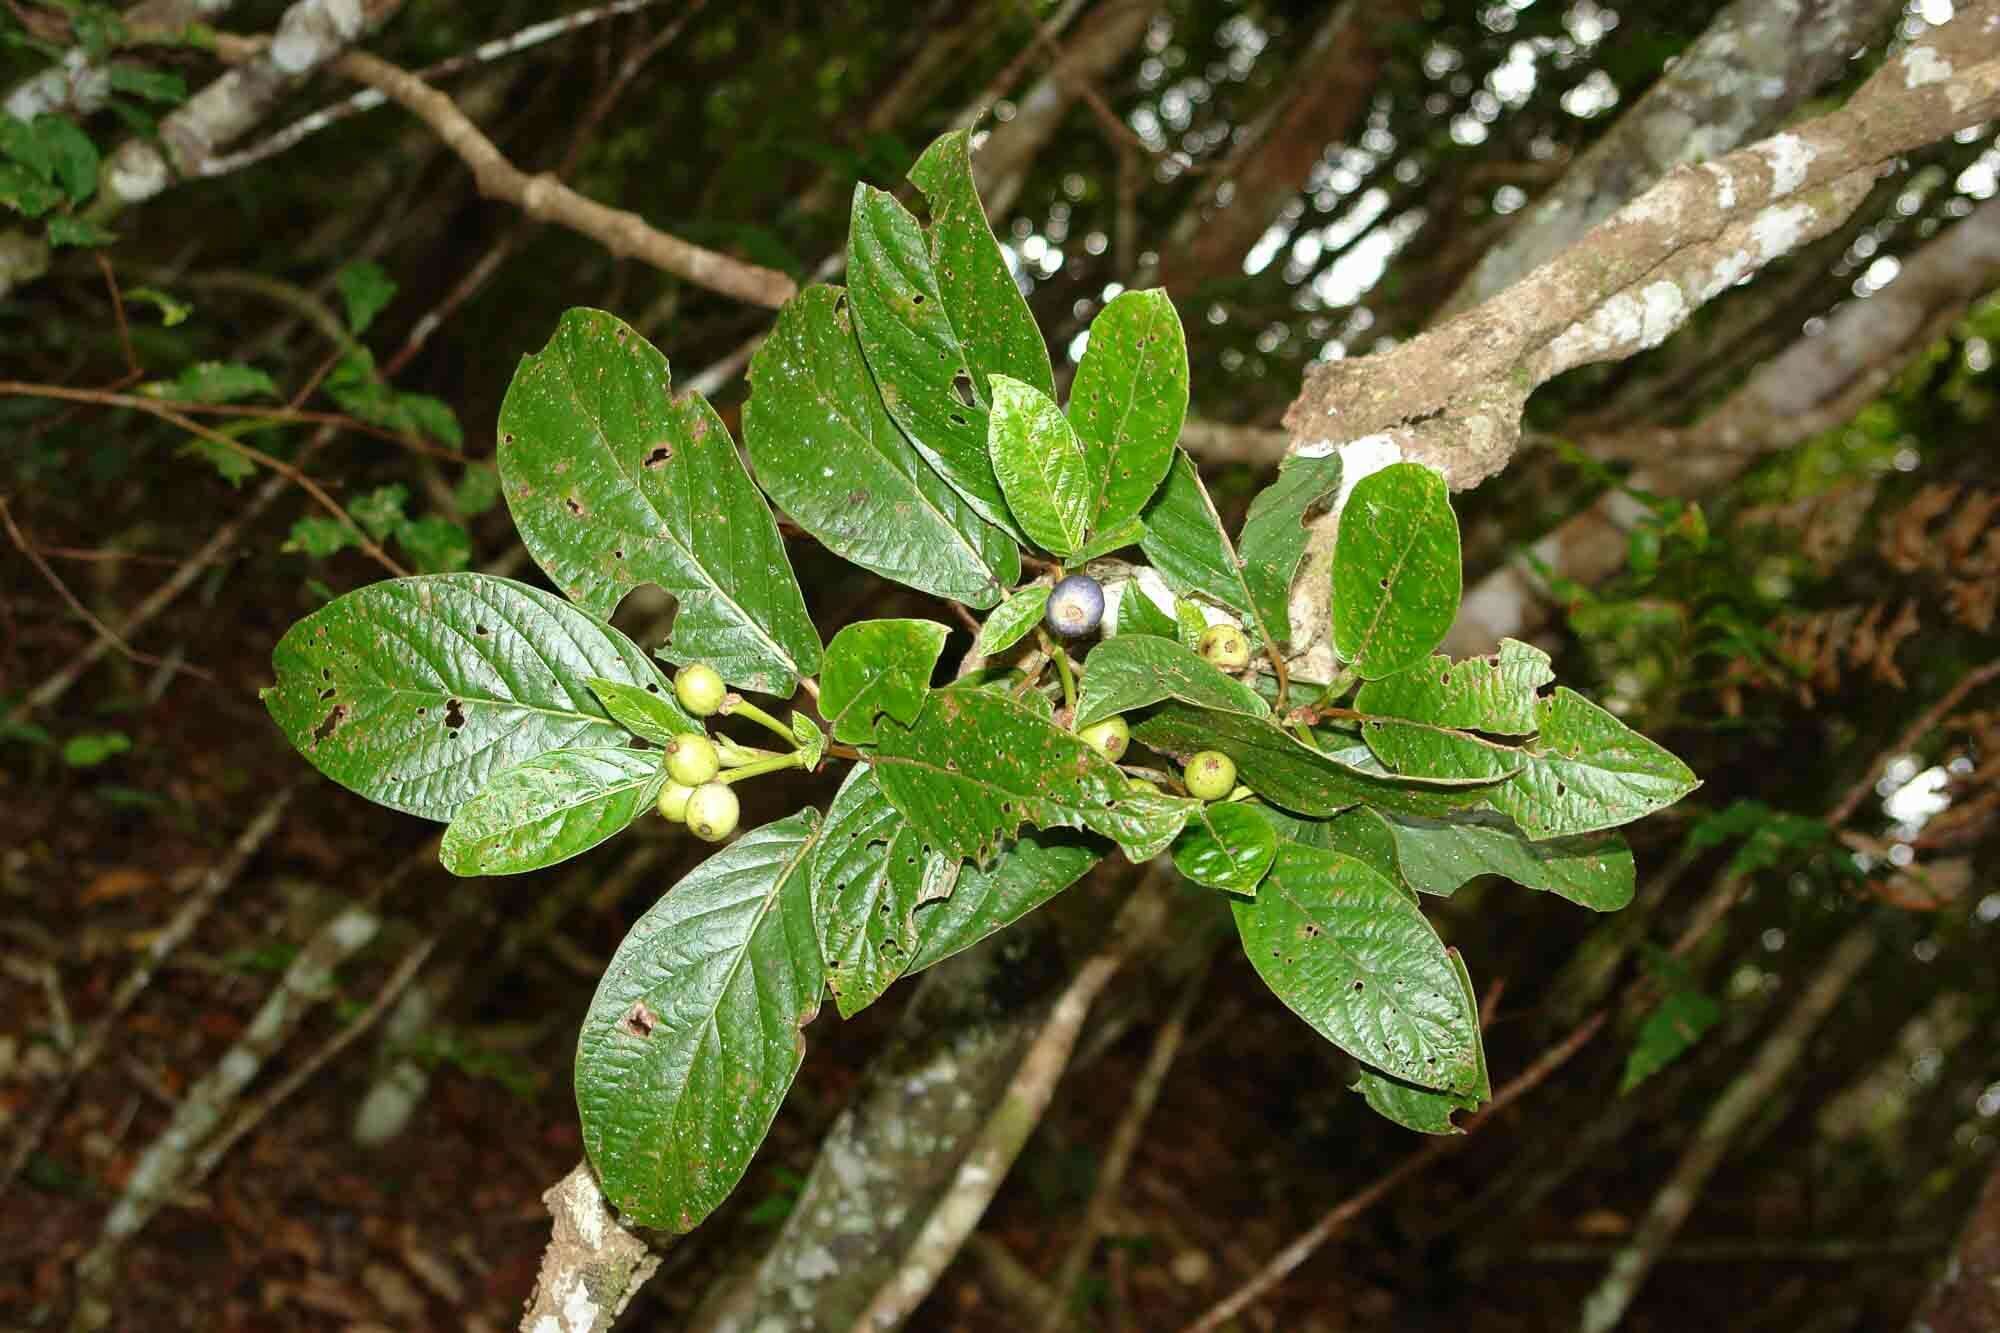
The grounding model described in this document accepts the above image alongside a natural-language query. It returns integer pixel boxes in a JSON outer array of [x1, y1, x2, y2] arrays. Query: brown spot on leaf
[[621, 1000, 659, 1038], [645, 444, 673, 468], [565, 495, 586, 518]]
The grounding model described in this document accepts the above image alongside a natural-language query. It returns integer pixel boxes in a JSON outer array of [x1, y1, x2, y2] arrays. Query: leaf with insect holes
[[1382, 810, 1635, 910], [907, 830, 1102, 973], [1068, 289, 1187, 535], [812, 767, 958, 1018], [440, 747, 665, 876], [819, 618, 950, 744], [745, 285, 1018, 607], [1354, 639, 1552, 734], [1332, 463, 1461, 679], [872, 687, 1197, 864], [262, 574, 667, 822], [576, 811, 824, 1232], [974, 584, 1050, 658], [1074, 635, 1269, 729], [1488, 688, 1700, 839], [988, 374, 1095, 556], [1239, 451, 1342, 647], [586, 677, 704, 747], [497, 308, 820, 694]]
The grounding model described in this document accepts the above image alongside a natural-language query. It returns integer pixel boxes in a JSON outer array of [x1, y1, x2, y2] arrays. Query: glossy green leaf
[[1114, 581, 1179, 639], [440, 747, 664, 876], [497, 308, 820, 694], [263, 574, 665, 821], [1332, 463, 1461, 678], [1172, 802, 1278, 896], [873, 687, 1197, 863], [1361, 717, 1524, 783], [1353, 1067, 1478, 1134], [908, 831, 1101, 974], [819, 618, 950, 744], [813, 767, 958, 1018], [1068, 289, 1187, 534], [1383, 811, 1635, 909], [1489, 688, 1700, 839], [1075, 516, 1146, 561], [1174, 598, 1211, 652], [1239, 451, 1342, 647], [1131, 703, 1502, 820], [792, 711, 827, 770], [974, 584, 1050, 658], [1235, 842, 1482, 1094], [744, 285, 1017, 607], [1622, 987, 1721, 1094], [1074, 635, 1269, 729], [988, 374, 1094, 556], [576, 811, 824, 1232], [1140, 451, 1262, 634], [1257, 805, 1408, 894], [1354, 639, 1553, 734], [586, 676, 703, 747]]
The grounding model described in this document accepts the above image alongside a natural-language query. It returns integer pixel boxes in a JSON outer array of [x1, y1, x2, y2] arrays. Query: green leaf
[[143, 361, 278, 404], [1068, 289, 1187, 535], [813, 767, 957, 1018], [45, 214, 115, 248], [33, 115, 97, 201], [1239, 451, 1342, 647], [1235, 842, 1482, 1094], [1353, 1066, 1478, 1135], [440, 747, 664, 876], [394, 392, 462, 448], [453, 462, 501, 517], [1074, 635, 1269, 729], [348, 484, 409, 541], [262, 573, 666, 821], [1353, 639, 1553, 734], [1131, 703, 1502, 820], [1140, 451, 1262, 634], [1174, 598, 1210, 653], [107, 66, 187, 104], [1257, 804, 1408, 893], [1332, 463, 1461, 678], [1173, 801, 1278, 896], [123, 286, 191, 326], [0, 161, 60, 216], [819, 618, 950, 744], [0, 114, 51, 179], [336, 259, 396, 334], [1360, 717, 1524, 783], [988, 374, 1093, 556], [1114, 581, 1178, 639], [283, 515, 355, 559], [792, 711, 826, 769], [745, 285, 1017, 607], [62, 730, 130, 767], [1383, 811, 1634, 909], [178, 435, 254, 485], [394, 515, 471, 573], [1621, 987, 1721, 1094], [908, 831, 1101, 973], [974, 584, 1050, 658], [497, 308, 821, 694], [873, 686, 1196, 863], [1075, 515, 1145, 561], [576, 810, 824, 1232], [586, 675, 703, 746], [1488, 688, 1700, 839]]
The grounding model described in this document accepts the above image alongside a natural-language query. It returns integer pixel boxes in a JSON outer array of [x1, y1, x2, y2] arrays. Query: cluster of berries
[[652, 664, 740, 842]]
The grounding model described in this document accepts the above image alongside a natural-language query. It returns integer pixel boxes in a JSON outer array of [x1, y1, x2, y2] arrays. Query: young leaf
[[1238, 451, 1342, 647], [745, 285, 1018, 608], [283, 515, 355, 559], [336, 260, 397, 335], [497, 308, 821, 695], [1114, 580, 1179, 639], [1140, 451, 1263, 635], [576, 811, 824, 1232], [1131, 703, 1503, 820], [1068, 289, 1187, 534], [1172, 802, 1278, 896], [1621, 987, 1721, 1094], [1488, 688, 1700, 839], [1235, 842, 1483, 1094], [988, 374, 1094, 556], [973, 584, 1050, 658], [1353, 1066, 1478, 1135], [819, 618, 951, 744], [440, 747, 665, 876], [1074, 635, 1270, 729], [263, 573, 666, 821], [1353, 638, 1553, 734], [872, 687, 1196, 863], [813, 767, 958, 1018], [586, 676, 703, 746], [908, 830, 1101, 974], [1174, 598, 1210, 652], [1332, 463, 1461, 678], [1382, 811, 1636, 909], [792, 711, 826, 770]]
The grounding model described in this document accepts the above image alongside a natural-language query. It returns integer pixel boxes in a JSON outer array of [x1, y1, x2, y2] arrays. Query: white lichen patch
[[1902, 46, 1953, 89], [1331, 434, 1403, 513], [1702, 162, 1737, 211], [1748, 201, 1815, 263], [1753, 133, 1815, 198], [1547, 281, 1688, 368]]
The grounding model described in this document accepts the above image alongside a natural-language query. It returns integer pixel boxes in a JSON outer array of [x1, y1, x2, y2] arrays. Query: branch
[[1826, 658, 2000, 827], [2, 0, 239, 121], [1910, 1153, 2000, 1332], [520, 1162, 662, 1333]]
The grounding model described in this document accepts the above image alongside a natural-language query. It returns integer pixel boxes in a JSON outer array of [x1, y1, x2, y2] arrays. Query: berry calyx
[[685, 782, 740, 842], [657, 781, 694, 822], [1197, 623, 1252, 670], [1184, 750, 1237, 801], [1045, 573, 1106, 639], [674, 663, 726, 717], [666, 733, 721, 786], [1078, 715, 1129, 762]]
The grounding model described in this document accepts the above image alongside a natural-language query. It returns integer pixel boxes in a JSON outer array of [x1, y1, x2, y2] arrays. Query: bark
[[519, 1162, 662, 1333], [3, 0, 239, 121], [1444, 0, 1903, 314], [1912, 1155, 2000, 1333]]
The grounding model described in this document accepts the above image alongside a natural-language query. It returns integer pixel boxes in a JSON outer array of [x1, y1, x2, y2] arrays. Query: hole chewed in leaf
[[645, 444, 673, 468], [950, 370, 975, 407], [620, 1000, 659, 1038], [443, 698, 467, 729], [312, 704, 349, 743], [565, 495, 587, 518]]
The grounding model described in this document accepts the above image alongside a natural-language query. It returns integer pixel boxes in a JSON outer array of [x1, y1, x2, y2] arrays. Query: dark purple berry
[[1045, 574, 1105, 639]]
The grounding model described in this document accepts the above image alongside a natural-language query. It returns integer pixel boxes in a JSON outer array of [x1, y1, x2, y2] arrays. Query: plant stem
[[1039, 630, 1078, 717], [717, 737, 785, 767], [724, 696, 799, 749], [716, 750, 808, 784]]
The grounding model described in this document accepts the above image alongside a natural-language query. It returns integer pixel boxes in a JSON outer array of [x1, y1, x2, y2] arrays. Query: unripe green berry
[[1197, 623, 1252, 670], [657, 780, 695, 822], [1184, 750, 1237, 801], [675, 663, 726, 717], [1078, 715, 1129, 762], [666, 733, 720, 786], [1126, 778, 1161, 795], [685, 781, 739, 842]]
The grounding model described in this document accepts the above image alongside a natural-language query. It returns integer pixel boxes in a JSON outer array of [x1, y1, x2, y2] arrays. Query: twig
[[94, 252, 140, 380], [0, 379, 462, 457], [520, 1162, 663, 1333], [0, 783, 296, 1190], [1825, 658, 2000, 828]]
